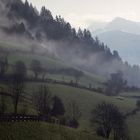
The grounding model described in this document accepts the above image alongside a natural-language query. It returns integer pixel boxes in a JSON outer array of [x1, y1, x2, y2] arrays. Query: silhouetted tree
[[91, 102, 129, 139], [8, 66, 25, 114], [113, 50, 121, 60], [66, 101, 81, 128], [105, 71, 127, 96], [40, 6, 53, 22], [0, 54, 8, 77], [31, 59, 42, 79], [51, 96, 65, 117], [0, 95, 7, 115], [33, 85, 53, 117], [77, 28, 84, 41]]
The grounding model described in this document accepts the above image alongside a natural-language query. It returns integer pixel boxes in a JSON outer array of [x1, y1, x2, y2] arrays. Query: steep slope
[[1, 0, 140, 87]]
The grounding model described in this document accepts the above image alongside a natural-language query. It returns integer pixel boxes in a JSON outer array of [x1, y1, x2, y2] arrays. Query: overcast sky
[[23, 0, 140, 28]]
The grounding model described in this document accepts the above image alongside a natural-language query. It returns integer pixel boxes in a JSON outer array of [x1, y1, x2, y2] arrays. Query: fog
[[0, 0, 140, 88]]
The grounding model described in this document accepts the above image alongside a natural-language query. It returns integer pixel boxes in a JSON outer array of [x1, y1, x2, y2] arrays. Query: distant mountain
[[89, 17, 140, 65], [97, 30, 140, 65], [105, 17, 140, 34], [91, 17, 140, 35]]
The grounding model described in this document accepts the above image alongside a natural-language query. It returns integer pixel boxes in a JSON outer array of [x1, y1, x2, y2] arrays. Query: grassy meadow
[[0, 41, 140, 140]]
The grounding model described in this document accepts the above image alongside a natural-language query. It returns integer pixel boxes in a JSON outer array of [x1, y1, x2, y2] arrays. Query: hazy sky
[[23, 0, 140, 28]]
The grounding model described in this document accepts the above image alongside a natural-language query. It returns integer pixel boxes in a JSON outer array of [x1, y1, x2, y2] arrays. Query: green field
[[0, 122, 103, 140], [3, 83, 139, 140], [0, 41, 104, 88], [0, 40, 140, 140]]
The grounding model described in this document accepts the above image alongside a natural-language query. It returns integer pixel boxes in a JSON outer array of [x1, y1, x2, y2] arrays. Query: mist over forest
[[1, 0, 140, 140], [0, 0, 140, 87]]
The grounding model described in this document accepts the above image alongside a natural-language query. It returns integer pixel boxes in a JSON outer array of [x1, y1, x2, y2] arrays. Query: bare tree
[[33, 85, 53, 117], [0, 53, 9, 77], [9, 73, 25, 114], [66, 100, 81, 128], [8, 61, 26, 114], [91, 102, 129, 140], [0, 95, 7, 115]]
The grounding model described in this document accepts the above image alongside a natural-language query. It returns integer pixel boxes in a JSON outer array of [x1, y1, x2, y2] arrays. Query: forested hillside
[[0, 0, 140, 87]]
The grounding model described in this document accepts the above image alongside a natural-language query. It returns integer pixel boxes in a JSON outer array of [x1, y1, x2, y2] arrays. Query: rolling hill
[[0, 39, 139, 139], [1, 0, 140, 140]]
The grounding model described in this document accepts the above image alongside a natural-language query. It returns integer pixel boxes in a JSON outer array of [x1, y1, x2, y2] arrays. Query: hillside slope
[[0, 122, 102, 140]]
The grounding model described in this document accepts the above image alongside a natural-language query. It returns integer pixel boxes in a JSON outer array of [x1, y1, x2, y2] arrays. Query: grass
[[6, 48, 104, 88], [127, 112, 140, 140], [0, 40, 140, 139], [26, 83, 137, 129], [0, 122, 103, 140], [27, 83, 139, 139], [121, 91, 140, 97], [0, 81, 139, 140], [2, 82, 138, 128]]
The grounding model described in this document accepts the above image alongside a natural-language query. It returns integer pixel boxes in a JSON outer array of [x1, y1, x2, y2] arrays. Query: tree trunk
[[14, 102, 18, 115], [14, 94, 19, 115]]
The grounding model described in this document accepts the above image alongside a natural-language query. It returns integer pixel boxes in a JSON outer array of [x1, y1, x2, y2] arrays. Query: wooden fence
[[0, 114, 41, 122]]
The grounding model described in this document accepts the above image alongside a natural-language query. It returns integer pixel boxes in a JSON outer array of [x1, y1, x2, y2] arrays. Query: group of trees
[[0, 52, 84, 84], [0, 59, 27, 115], [33, 85, 65, 118], [33, 84, 81, 128], [8, 61, 27, 114], [0, 57, 82, 128], [30, 59, 84, 84], [93, 72, 130, 139], [5, 0, 120, 61], [0, 54, 82, 127], [2, 0, 140, 88]]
